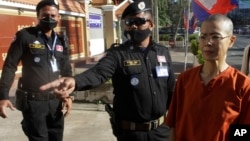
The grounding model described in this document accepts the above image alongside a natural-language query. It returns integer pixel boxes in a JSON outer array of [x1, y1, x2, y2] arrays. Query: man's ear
[[149, 21, 155, 30]]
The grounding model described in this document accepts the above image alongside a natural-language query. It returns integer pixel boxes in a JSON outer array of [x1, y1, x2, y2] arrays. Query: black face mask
[[39, 17, 58, 30], [124, 28, 151, 43]]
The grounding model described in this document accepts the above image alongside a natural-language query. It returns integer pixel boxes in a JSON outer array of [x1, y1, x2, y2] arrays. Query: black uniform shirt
[[74, 41, 175, 122], [0, 26, 72, 99]]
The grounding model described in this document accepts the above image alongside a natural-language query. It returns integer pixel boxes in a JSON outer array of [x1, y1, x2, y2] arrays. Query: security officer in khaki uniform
[[0, 0, 72, 141], [40, 0, 175, 141]]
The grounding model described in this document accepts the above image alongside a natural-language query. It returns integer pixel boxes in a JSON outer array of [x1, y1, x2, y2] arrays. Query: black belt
[[17, 89, 56, 101], [119, 115, 165, 131]]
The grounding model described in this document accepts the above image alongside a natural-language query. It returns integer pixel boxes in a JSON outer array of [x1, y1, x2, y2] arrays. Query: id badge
[[50, 57, 58, 72], [156, 66, 169, 77]]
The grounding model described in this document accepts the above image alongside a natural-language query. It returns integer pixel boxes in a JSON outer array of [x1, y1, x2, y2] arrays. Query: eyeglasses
[[198, 35, 231, 43], [124, 18, 151, 26]]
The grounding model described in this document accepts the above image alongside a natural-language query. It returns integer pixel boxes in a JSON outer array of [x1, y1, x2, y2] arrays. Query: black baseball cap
[[121, 0, 152, 19], [36, 0, 59, 13]]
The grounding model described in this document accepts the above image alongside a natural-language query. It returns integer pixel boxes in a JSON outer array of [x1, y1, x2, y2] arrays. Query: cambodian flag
[[184, 10, 198, 34], [192, 0, 239, 22], [184, 10, 188, 29], [189, 14, 199, 33]]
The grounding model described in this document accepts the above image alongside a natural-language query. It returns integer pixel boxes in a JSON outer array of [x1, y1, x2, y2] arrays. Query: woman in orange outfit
[[166, 14, 250, 141]]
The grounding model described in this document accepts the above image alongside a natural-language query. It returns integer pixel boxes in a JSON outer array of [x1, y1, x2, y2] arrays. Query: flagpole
[[184, 0, 191, 70]]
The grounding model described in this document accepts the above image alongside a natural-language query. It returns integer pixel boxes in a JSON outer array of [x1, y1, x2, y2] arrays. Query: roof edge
[[114, 0, 134, 11], [0, 1, 85, 17]]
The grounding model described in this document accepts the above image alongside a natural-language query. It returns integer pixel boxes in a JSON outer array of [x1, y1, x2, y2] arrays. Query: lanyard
[[41, 32, 57, 58], [47, 35, 57, 58]]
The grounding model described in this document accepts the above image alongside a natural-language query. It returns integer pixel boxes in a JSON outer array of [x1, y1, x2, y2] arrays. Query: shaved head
[[202, 14, 234, 35]]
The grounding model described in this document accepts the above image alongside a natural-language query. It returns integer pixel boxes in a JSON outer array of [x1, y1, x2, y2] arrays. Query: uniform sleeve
[[0, 31, 24, 100], [74, 48, 117, 90]]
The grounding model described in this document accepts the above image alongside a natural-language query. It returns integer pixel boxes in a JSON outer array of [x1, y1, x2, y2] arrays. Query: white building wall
[[89, 7, 105, 56]]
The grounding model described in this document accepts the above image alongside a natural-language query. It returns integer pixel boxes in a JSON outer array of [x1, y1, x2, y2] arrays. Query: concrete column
[[101, 5, 116, 49], [107, 0, 113, 4], [81, 0, 91, 62], [79, 0, 91, 62]]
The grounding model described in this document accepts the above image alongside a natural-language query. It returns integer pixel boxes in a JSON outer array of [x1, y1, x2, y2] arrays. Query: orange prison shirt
[[166, 66, 250, 141]]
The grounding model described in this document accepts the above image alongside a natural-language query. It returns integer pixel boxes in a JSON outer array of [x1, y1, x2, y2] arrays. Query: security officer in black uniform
[[0, 0, 72, 141], [40, 0, 175, 141]]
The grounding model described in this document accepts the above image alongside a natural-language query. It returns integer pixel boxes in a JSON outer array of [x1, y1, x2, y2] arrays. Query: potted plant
[[175, 35, 184, 47], [190, 38, 204, 65], [159, 34, 170, 46]]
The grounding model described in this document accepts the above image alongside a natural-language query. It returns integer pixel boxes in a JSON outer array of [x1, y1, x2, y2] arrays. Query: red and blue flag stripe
[[191, 0, 239, 22]]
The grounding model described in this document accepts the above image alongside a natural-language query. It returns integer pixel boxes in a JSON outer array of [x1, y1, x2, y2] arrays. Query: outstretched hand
[[39, 77, 76, 99], [0, 100, 15, 118]]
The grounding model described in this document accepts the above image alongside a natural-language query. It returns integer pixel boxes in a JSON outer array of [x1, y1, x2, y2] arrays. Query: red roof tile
[[3, 0, 85, 13]]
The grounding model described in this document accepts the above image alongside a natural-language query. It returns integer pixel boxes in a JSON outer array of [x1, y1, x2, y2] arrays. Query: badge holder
[[156, 62, 169, 77], [50, 56, 58, 72]]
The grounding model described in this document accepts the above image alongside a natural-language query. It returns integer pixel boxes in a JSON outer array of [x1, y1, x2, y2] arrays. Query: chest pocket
[[123, 60, 143, 75], [54, 50, 64, 58]]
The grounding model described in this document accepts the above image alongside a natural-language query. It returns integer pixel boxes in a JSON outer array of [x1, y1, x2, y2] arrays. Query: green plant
[[190, 39, 199, 55], [176, 35, 184, 41], [190, 38, 204, 64], [159, 34, 170, 41], [159, 34, 164, 41], [189, 33, 198, 42], [197, 50, 204, 64]]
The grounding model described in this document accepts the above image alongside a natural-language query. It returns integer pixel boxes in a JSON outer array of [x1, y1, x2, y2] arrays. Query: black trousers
[[21, 99, 64, 141], [116, 124, 170, 141]]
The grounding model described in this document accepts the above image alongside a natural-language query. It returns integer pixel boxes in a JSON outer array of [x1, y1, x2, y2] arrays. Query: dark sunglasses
[[124, 18, 151, 26]]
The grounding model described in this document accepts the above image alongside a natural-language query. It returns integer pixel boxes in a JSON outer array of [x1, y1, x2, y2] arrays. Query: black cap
[[121, 0, 152, 19], [36, 0, 59, 13]]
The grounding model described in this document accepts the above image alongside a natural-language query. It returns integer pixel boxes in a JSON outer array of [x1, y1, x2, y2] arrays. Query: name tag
[[156, 66, 169, 77], [50, 57, 58, 72], [124, 60, 141, 66]]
